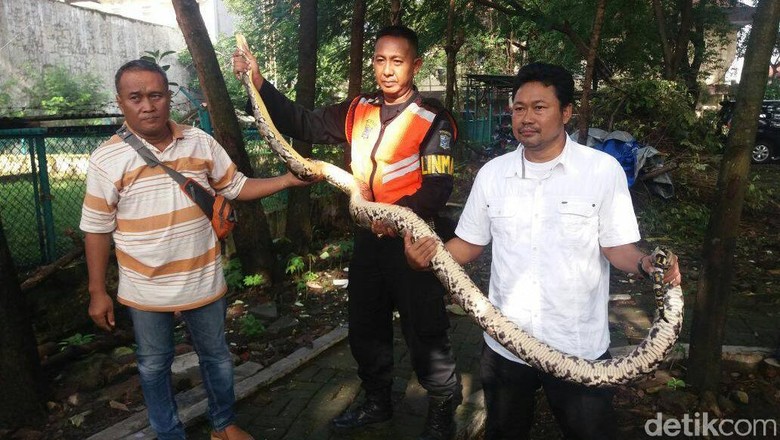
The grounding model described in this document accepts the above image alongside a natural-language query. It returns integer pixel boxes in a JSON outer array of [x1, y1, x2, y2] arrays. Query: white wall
[[0, 0, 193, 115]]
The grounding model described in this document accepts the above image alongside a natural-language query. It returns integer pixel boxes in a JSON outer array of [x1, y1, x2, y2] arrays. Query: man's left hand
[[641, 253, 682, 287], [370, 220, 396, 238]]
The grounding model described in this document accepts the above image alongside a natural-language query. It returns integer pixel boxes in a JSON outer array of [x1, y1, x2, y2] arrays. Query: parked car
[[719, 100, 780, 164]]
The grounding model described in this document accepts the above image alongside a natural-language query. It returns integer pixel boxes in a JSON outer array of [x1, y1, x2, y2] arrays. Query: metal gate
[[0, 126, 117, 268]]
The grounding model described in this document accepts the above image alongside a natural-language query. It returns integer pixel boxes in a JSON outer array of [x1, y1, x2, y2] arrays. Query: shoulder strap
[[116, 125, 217, 220], [116, 125, 188, 185]]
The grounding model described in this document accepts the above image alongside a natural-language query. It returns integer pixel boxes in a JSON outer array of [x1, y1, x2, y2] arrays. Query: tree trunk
[[345, 0, 367, 168], [172, 0, 276, 281], [577, 0, 606, 145], [390, 0, 402, 25], [680, 0, 709, 104], [348, 0, 366, 100], [688, 0, 780, 397], [444, 0, 464, 112], [337, 0, 368, 223], [0, 212, 46, 429], [285, 0, 318, 250], [652, 0, 674, 78], [670, 0, 693, 77]]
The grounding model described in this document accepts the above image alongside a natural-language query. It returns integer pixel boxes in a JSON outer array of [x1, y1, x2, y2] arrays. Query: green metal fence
[[0, 125, 344, 269], [0, 126, 117, 268]]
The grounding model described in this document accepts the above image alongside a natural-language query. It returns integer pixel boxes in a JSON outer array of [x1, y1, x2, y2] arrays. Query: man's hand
[[88, 290, 115, 332], [404, 233, 437, 270], [284, 171, 321, 188], [232, 46, 264, 90], [640, 252, 682, 287], [355, 180, 393, 237], [370, 220, 396, 238], [357, 179, 374, 202]]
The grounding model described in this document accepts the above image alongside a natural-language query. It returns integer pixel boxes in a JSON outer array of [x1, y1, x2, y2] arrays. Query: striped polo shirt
[[80, 121, 247, 311]]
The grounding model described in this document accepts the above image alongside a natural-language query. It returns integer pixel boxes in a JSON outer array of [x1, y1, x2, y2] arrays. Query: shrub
[[590, 79, 696, 150], [28, 66, 108, 116], [238, 314, 265, 338]]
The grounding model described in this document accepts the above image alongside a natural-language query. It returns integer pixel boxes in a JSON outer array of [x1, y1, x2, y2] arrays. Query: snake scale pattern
[[235, 34, 683, 386]]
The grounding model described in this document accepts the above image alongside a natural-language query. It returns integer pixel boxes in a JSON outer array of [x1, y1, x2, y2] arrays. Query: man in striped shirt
[[80, 59, 310, 440]]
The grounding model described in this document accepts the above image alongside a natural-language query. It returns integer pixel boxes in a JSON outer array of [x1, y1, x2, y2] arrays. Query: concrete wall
[[0, 0, 193, 114]]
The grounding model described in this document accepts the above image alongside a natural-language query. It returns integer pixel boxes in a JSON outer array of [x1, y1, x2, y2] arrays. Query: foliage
[[140, 50, 180, 87], [285, 255, 305, 276], [765, 79, 780, 99], [680, 110, 727, 154], [223, 258, 244, 291], [744, 173, 776, 212], [0, 78, 23, 117], [319, 238, 353, 266], [666, 377, 686, 390], [26, 66, 108, 116], [638, 200, 710, 247], [296, 271, 318, 293], [58, 333, 95, 351], [237, 314, 265, 337], [243, 273, 266, 287], [590, 79, 696, 148], [285, 253, 317, 293]]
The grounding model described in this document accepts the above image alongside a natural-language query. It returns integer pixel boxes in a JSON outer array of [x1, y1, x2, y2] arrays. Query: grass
[[0, 177, 86, 267]]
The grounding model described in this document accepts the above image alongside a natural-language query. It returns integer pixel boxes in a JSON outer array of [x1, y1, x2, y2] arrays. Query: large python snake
[[235, 35, 683, 386]]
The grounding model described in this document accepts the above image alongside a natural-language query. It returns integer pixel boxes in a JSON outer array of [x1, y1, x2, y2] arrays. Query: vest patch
[[361, 119, 378, 139], [439, 130, 452, 149], [422, 155, 454, 176]]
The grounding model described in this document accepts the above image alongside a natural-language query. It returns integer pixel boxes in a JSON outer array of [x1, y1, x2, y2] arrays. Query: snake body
[[235, 35, 683, 386]]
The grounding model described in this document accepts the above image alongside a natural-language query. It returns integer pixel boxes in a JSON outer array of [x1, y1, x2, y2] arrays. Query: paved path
[[172, 278, 779, 440], [186, 315, 484, 440]]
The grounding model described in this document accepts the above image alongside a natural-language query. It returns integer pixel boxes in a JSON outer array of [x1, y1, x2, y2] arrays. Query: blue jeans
[[129, 297, 235, 440]]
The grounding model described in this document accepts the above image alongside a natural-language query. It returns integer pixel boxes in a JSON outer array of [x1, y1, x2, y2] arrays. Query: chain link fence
[[0, 126, 346, 269], [0, 126, 115, 268]]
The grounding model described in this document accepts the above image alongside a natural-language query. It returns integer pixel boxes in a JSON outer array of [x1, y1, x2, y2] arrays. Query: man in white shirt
[[405, 63, 681, 440]]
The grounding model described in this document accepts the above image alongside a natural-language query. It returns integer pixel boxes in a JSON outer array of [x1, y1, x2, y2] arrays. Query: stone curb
[[86, 325, 348, 440], [452, 344, 775, 440]]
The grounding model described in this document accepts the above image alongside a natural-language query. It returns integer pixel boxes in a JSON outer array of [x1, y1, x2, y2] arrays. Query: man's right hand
[[404, 233, 437, 271], [89, 290, 115, 332], [232, 46, 264, 91]]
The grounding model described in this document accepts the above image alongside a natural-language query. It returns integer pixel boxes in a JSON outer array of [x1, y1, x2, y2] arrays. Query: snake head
[[651, 247, 674, 271]]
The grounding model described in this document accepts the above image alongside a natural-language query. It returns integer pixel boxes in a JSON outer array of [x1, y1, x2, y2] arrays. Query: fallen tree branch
[[20, 246, 84, 292], [21, 231, 84, 292], [41, 329, 135, 370], [639, 161, 678, 181]]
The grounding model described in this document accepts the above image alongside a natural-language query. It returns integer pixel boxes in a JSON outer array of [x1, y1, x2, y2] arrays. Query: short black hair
[[114, 59, 169, 93], [512, 62, 574, 108], [375, 25, 419, 57]]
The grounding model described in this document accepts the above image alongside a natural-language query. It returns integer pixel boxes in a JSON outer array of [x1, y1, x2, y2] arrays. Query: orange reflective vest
[[346, 96, 439, 204]]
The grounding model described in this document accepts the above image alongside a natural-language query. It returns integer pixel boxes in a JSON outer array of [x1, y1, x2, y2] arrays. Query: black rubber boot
[[332, 388, 393, 429], [417, 394, 456, 440]]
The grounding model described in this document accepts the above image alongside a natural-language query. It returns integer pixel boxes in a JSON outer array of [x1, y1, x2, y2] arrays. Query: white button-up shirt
[[455, 136, 640, 364]]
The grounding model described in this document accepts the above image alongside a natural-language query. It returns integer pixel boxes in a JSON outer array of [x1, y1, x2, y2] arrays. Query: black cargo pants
[[347, 229, 460, 398]]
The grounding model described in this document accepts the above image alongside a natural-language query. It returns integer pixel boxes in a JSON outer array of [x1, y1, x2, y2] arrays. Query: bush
[[590, 79, 696, 150], [765, 79, 780, 100], [27, 66, 108, 116]]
